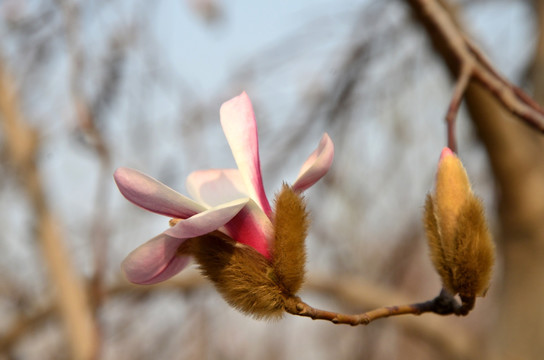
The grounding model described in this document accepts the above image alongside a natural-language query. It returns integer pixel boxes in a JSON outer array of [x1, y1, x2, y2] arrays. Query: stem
[[446, 64, 473, 153], [405, 0, 544, 134], [284, 289, 472, 326]]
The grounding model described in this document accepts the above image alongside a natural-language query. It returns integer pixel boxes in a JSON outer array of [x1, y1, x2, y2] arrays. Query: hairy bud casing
[[186, 233, 285, 319], [272, 184, 309, 295], [182, 185, 309, 319], [424, 148, 495, 298]]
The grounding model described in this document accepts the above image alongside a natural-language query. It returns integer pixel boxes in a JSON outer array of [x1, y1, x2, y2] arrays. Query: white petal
[[186, 169, 248, 207], [219, 92, 272, 215], [114, 167, 205, 218], [165, 198, 249, 239], [122, 233, 191, 285]]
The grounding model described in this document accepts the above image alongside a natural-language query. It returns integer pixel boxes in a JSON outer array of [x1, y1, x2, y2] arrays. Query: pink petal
[[186, 169, 248, 207], [292, 133, 334, 192], [122, 200, 252, 285], [114, 167, 205, 218], [440, 147, 454, 161], [122, 233, 191, 284], [220, 92, 272, 216], [165, 199, 248, 239], [224, 199, 273, 258]]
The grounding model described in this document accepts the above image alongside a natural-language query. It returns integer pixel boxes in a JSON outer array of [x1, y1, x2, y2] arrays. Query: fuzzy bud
[[423, 148, 495, 298], [183, 185, 309, 319], [185, 232, 286, 319], [272, 184, 309, 295]]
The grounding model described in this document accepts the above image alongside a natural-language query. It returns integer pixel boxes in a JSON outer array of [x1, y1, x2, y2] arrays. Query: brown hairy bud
[[272, 184, 309, 295], [186, 232, 285, 319], [451, 196, 495, 297], [424, 195, 453, 291], [181, 185, 310, 319], [424, 148, 495, 298]]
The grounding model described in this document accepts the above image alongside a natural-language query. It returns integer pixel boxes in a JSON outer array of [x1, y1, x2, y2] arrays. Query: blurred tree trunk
[[0, 57, 99, 360], [405, 1, 544, 359]]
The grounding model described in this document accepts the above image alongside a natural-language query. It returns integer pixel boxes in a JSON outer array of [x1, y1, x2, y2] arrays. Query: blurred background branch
[[0, 56, 98, 359], [1, 270, 475, 360]]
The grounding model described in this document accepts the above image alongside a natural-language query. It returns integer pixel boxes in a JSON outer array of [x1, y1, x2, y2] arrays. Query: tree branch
[[0, 57, 99, 360], [405, 0, 544, 142], [446, 63, 472, 152], [284, 289, 473, 326], [56, 0, 116, 314]]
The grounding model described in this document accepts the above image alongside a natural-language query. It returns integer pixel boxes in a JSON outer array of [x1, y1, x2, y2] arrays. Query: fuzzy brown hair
[[450, 196, 495, 297], [272, 184, 309, 295], [424, 192, 495, 297], [181, 185, 310, 319], [186, 232, 286, 319]]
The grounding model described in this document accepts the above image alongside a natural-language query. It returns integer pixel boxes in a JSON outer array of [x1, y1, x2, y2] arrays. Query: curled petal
[[122, 200, 250, 285], [224, 199, 273, 258], [122, 233, 191, 285], [186, 169, 248, 207], [220, 92, 272, 216], [165, 199, 248, 239], [114, 167, 206, 218], [292, 133, 334, 192]]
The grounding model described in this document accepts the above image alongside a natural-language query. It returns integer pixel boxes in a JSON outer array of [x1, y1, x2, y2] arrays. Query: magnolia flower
[[423, 147, 495, 299], [114, 92, 334, 316]]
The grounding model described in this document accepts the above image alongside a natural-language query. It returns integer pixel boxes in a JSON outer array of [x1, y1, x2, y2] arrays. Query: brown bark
[[405, 1, 544, 359]]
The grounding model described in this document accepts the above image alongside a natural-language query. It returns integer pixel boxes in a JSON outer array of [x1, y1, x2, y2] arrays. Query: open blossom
[[114, 92, 333, 317], [423, 148, 495, 299]]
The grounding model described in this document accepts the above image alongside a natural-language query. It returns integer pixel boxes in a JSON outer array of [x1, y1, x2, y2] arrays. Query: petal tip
[[220, 91, 252, 113], [292, 132, 335, 192], [113, 167, 129, 184], [113, 167, 140, 196], [440, 147, 454, 161], [121, 235, 190, 285]]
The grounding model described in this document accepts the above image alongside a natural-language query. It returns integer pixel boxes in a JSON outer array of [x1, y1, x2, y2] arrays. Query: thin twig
[[0, 307, 53, 352], [0, 56, 98, 360], [407, 0, 544, 145], [284, 289, 473, 326], [57, 0, 115, 313], [445, 63, 473, 153]]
